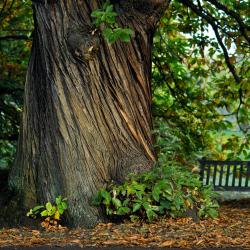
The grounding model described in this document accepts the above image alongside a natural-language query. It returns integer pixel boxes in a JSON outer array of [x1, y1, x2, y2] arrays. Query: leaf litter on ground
[[0, 201, 249, 248]]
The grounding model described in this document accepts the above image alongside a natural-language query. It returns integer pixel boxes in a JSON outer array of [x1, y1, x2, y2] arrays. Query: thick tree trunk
[[9, 0, 169, 227]]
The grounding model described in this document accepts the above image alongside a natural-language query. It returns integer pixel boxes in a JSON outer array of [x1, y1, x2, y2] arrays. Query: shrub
[[27, 196, 67, 227], [92, 162, 219, 222]]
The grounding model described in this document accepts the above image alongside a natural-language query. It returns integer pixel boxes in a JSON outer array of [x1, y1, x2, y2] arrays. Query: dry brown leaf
[[31, 230, 40, 236], [103, 239, 128, 245], [196, 239, 204, 245], [161, 240, 174, 247], [71, 239, 81, 244]]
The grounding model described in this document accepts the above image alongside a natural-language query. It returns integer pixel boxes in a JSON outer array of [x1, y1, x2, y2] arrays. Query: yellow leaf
[[54, 210, 60, 220]]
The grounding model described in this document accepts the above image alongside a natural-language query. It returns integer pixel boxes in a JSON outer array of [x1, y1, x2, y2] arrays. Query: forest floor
[[0, 200, 249, 249]]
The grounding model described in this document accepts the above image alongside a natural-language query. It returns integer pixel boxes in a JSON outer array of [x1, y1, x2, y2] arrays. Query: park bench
[[199, 160, 250, 191]]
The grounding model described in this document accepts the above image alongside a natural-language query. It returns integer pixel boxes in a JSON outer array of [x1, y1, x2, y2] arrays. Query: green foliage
[[92, 162, 219, 222], [0, 0, 33, 168], [152, 0, 250, 163], [91, 1, 133, 43], [0, 141, 16, 169], [153, 119, 204, 165], [27, 196, 68, 225]]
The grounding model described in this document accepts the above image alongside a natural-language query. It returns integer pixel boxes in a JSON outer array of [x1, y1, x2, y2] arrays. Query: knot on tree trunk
[[67, 26, 100, 62]]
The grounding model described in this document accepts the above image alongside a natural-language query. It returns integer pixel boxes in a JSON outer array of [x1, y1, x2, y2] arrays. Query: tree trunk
[[9, 0, 169, 227]]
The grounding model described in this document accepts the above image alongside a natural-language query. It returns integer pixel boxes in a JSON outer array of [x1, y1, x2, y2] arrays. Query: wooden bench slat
[[225, 165, 230, 187], [199, 160, 250, 191]]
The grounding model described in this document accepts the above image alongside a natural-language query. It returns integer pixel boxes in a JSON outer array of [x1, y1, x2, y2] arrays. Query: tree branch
[[0, 0, 8, 20], [211, 25, 241, 84], [0, 0, 15, 25], [205, 0, 250, 45], [178, 0, 241, 84], [0, 35, 31, 41]]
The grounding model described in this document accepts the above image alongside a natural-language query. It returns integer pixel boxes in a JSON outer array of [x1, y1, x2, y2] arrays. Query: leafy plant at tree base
[[27, 196, 67, 228], [92, 161, 219, 222], [91, 1, 133, 43]]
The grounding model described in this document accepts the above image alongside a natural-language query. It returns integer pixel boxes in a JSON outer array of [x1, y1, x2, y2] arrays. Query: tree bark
[[9, 0, 169, 227]]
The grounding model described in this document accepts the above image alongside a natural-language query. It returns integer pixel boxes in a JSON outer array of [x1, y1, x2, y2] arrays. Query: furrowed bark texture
[[9, 0, 169, 227]]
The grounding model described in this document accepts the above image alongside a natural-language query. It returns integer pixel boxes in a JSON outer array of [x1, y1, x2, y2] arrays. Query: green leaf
[[40, 210, 48, 217], [46, 202, 53, 211], [121, 28, 134, 42], [106, 4, 113, 13], [132, 202, 142, 212], [106, 207, 113, 215], [58, 206, 64, 215], [32, 205, 44, 212], [92, 192, 103, 205], [152, 185, 161, 202], [146, 209, 157, 222], [160, 200, 171, 210], [130, 215, 140, 222], [48, 206, 56, 216], [117, 207, 131, 215], [123, 198, 130, 206], [61, 201, 68, 209], [55, 196, 62, 206], [207, 208, 219, 219], [26, 209, 33, 217], [112, 197, 122, 208], [100, 189, 111, 205]]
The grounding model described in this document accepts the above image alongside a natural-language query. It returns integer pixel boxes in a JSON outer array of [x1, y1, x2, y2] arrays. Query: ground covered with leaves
[[0, 201, 249, 249]]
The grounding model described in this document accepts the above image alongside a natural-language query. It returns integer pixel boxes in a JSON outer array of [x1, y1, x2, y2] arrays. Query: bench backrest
[[199, 160, 250, 191]]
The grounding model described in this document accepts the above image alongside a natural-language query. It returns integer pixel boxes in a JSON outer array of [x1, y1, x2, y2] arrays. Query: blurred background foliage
[[152, 0, 250, 165], [0, 0, 249, 170], [0, 0, 33, 169]]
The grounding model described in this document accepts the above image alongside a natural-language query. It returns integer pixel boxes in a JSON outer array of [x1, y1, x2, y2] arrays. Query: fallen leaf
[[161, 240, 174, 247], [71, 239, 81, 244], [31, 230, 40, 236]]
